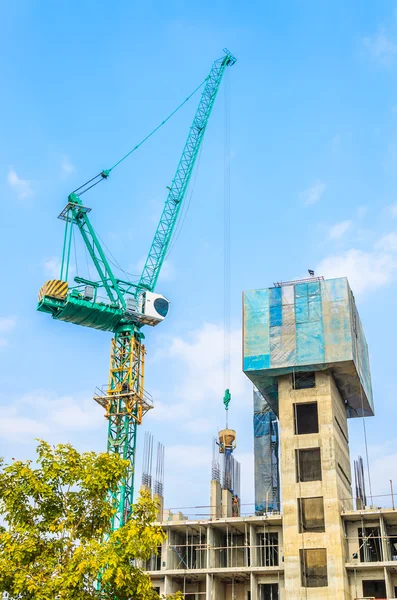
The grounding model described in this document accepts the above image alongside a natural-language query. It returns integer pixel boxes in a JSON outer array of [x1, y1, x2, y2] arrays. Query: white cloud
[[135, 257, 175, 283], [168, 323, 249, 403], [150, 323, 251, 438], [0, 316, 16, 348], [376, 231, 397, 252], [388, 204, 397, 218], [0, 317, 16, 333], [364, 28, 397, 66], [357, 205, 368, 218], [316, 248, 396, 294], [300, 179, 326, 206], [328, 220, 352, 240], [61, 156, 75, 177], [43, 257, 61, 279], [7, 168, 33, 199], [159, 259, 175, 282], [0, 391, 104, 443]]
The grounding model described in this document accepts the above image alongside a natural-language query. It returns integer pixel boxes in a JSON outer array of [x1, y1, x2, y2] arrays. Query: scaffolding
[[253, 389, 280, 514]]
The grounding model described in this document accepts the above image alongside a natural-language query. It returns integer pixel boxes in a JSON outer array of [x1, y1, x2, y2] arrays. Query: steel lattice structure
[[37, 49, 236, 531]]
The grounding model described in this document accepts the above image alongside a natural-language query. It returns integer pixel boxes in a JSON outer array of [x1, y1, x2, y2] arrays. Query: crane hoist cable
[[71, 78, 207, 197], [223, 67, 231, 427]]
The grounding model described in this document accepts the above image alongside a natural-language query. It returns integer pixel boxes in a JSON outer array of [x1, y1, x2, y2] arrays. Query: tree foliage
[[0, 440, 175, 599]]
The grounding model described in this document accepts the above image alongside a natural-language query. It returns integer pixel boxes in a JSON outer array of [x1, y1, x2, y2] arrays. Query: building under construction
[[145, 276, 397, 599]]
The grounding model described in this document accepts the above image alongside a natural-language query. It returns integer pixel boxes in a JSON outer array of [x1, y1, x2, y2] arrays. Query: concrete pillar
[[384, 566, 393, 599], [250, 572, 258, 600], [250, 524, 257, 567], [222, 489, 233, 518], [380, 515, 391, 562], [161, 525, 169, 571], [153, 492, 164, 522], [206, 573, 213, 600], [210, 479, 222, 518], [207, 526, 214, 569]]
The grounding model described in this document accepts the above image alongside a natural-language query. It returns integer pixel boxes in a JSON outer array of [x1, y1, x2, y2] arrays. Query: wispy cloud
[[135, 257, 175, 283], [388, 203, 397, 218], [7, 168, 33, 199], [300, 180, 326, 206], [357, 205, 368, 218], [328, 220, 352, 240], [316, 242, 397, 295], [61, 156, 75, 177], [363, 27, 397, 66], [0, 390, 104, 443], [0, 317, 16, 348], [43, 257, 61, 279]]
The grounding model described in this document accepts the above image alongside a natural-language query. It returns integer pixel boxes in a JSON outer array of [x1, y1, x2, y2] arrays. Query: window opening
[[298, 497, 325, 533], [258, 583, 279, 599], [293, 371, 316, 390], [358, 527, 382, 562], [362, 579, 386, 598], [300, 548, 328, 587], [296, 448, 322, 482], [294, 402, 319, 435], [257, 532, 279, 566]]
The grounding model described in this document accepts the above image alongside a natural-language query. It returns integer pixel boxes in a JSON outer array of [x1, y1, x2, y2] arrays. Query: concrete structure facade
[[278, 369, 352, 599], [146, 278, 397, 598], [147, 506, 397, 599]]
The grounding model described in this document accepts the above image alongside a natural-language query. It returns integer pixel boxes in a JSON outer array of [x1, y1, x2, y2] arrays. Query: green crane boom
[[37, 49, 236, 530], [139, 49, 236, 293]]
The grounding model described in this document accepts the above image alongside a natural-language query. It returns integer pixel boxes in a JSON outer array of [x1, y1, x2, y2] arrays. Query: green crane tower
[[37, 49, 236, 531]]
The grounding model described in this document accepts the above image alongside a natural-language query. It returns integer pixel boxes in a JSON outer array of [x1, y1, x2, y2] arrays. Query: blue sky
[[2, 0, 397, 514]]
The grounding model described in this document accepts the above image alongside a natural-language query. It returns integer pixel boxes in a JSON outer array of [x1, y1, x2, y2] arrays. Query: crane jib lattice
[[138, 50, 236, 293]]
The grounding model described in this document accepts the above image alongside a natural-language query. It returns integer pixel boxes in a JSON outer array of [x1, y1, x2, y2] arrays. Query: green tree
[[0, 440, 174, 599]]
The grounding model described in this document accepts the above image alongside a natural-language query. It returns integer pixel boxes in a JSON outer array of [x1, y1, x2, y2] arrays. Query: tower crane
[[37, 49, 236, 531]]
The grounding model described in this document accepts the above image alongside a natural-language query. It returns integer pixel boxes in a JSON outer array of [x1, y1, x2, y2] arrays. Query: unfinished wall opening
[[292, 371, 316, 390], [358, 527, 382, 562], [296, 447, 322, 482], [257, 532, 279, 566], [145, 546, 162, 571], [298, 497, 325, 533], [362, 580, 386, 598], [300, 548, 328, 587], [167, 528, 207, 569], [213, 527, 249, 568], [294, 402, 319, 435], [258, 583, 279, 599]]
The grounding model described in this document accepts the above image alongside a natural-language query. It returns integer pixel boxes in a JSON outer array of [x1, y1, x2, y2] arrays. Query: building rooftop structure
[[243, 277, 373, 417]]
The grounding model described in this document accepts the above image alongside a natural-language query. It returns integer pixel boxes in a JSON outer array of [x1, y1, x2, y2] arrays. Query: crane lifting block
[[38, 280, 68, 302]]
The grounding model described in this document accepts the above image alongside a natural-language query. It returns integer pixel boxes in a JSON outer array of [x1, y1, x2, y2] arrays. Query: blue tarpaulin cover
[[243, 277, 373, 418]]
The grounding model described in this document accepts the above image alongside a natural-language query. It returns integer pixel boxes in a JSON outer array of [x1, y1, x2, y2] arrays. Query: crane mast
[[37, 49, 236, 531]]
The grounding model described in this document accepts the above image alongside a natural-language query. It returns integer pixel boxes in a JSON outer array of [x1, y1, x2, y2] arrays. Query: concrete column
[[250, 572, 258, 600], [207, 526, 214, 569], [210, 479, 222, 518], [206, 573, 213, 600], [153, 492, 164, 522], [384, 566, 393, 599], [222, 489, 232, 518], [250, 524, 257, 567], [380, 515, 390, 562]]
